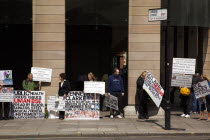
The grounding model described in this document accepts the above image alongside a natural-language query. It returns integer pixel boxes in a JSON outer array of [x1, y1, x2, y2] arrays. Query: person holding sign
[[0, 85, 10, 120], [22, 73, 41, 92], [108, 68, 124, 119], [136, 71, 149, 119], [198, 74, 210, 121], [58, 73, 71, 120]]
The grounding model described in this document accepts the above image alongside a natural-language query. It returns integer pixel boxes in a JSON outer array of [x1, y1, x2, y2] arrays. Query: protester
[[198, 74, 210, 121], [0, 85, 11, 120], [108, 68, 124, 119], [180, 86, 191, 118], [88, 72, 96, 81], [136, 71, 149, 119], [191, 72, 202, 114], [58, 73, 70, 120], [22, 73, 41, 92]]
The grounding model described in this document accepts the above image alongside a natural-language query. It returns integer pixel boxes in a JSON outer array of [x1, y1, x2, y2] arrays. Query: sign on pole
[[149, 8, 167, 21], [172, 58, 196, 75], [143, 72, 164, 107], [84, 81, 105, 95], [31, 67, 52, 82], [193, 80, 210, 99]]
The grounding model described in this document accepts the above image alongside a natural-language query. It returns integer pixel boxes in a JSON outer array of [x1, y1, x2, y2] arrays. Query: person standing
[[22, 73, 41, 92], [87, 72, 96, 81], [58, 73, 71, 120], [108, 68, 124, 119], [136, 71, 149, 119]]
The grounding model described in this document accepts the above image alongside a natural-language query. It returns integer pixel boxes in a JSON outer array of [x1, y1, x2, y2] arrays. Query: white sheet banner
[[31, 67, 52, 82], [172, 58, 196, 75], [84, 81, 105, 95], [143, 72, 164, 107]]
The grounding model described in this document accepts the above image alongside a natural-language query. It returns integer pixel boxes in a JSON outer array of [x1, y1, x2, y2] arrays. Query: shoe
[[207, 119, 210, 122], [110, 115, 114, 119], [144, 115, 149, 119], [181, 114, 186, 117], [185, 114, 190, 118], [115, 115, 123, 119], [139, 116, 145, 119]]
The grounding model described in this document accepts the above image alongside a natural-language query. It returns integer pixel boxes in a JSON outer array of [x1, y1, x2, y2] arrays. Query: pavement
[[0, 111, 210, 138]]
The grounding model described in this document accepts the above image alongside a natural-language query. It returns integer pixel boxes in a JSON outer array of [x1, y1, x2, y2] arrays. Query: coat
[[58, 80, 71, 96]]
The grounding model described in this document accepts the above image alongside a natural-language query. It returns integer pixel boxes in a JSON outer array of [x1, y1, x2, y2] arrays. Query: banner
[[172, 58, 196, 75], [143, 72, 164, 107], [0, 70, 13, 85], [65, 91, 100, 120], [31, 67, 52, 82], [13, 91, 45, 119], [104, 94, 118, 110], [84, 81, 105, 95], [193, 80, 210, 99], [171, 74, 193, 88], [0, 87, 14, 102]]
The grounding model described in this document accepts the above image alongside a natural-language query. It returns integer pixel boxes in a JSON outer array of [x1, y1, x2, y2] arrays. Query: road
[[0, 136, 210, 140]]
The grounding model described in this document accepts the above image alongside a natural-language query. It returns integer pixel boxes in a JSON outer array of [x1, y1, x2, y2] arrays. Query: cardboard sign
[[193, 80, 210, 99], [65, 91, 100, 120], [143, 72, 164, 107], [0, 87, 14, 102], [0, 70, 13, 85], [104, 94, 118, 110], [31, 67, 52, 82], [171, 74, 193, 88], [172, 58, 196, 75], [13, 91, 45, 119], [84, 81, 105, 95]]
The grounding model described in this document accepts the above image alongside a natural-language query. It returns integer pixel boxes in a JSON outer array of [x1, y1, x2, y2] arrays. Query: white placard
[[172, 58, 196, 75], [0, 87, 14, 102], [84, 81, 105, 95], [171, 74, 193, 88], [193, 80, 210, 99], [149, 8, 167, 21], [31, 67, 52, 82], [143, 72, 164, 107], [47, 96, 56, 111]]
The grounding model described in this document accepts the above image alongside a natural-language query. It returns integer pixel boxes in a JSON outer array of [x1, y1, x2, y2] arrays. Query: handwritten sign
[[31, 67, 52, 82]]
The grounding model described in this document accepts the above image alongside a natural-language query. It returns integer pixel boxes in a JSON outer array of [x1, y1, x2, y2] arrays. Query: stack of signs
[[0, 87, 14, 102], [104, 94, 118, 110], [143, 72, 164, 107], [84, 81, 105, 95], [171, 58, 196, 87], [193, 80, 210, 99], [13, 91, 45, 119], [31, 67, 52, 82], [65, 91, 100, 120], [0, 70, 13, 85]]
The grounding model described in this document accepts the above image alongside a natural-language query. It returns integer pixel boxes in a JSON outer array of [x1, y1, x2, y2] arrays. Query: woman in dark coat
[[58, 73, 70, 120], [136, 71, 149, 119]]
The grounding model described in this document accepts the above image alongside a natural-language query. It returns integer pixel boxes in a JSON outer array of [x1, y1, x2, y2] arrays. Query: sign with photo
[[143, 72, 164, 107], [31, 67, 52, 82], [0, 87, 14, 102], [0, 70, 13, 85], [13, 91, 45, 119], [104, 94, 118, 110], [171, 74, 193, 88], [172, 58, 196, 75], [84, 81, 105, 95], [65, 91, 100, 120]]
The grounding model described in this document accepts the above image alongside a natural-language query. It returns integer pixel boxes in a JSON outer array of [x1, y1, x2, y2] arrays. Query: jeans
[[192, 92, 201, 113]]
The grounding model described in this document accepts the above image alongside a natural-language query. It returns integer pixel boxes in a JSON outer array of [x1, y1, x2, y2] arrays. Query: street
[[0, 136, 210, 140]]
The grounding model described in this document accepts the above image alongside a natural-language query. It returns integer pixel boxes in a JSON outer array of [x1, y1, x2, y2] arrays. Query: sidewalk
[[0, 111, 210, 137]]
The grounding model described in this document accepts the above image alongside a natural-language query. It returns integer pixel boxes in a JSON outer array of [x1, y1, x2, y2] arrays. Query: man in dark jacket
[[108, 68, 124, 119], [136, 71, 149, 119]]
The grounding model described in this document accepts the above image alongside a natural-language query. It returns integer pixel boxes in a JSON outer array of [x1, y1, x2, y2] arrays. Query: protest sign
[[0, 87, 14, 102], [13, 91, 45, 119], [0, 70, 13, 85], [84, 81, 105, 95], [172, 58, 196, 75], [171, 74, 193, 88], [47, 96, 56, 111], [104, 94, 118, 110], [65, 91, 100, 120], [193, 80, 210, 99], [31, 67, 52, 82], [143, 72, 164, 107], [55, 96, 65, 111]]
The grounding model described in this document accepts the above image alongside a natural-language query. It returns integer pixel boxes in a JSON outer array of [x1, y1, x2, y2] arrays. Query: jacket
[[58, 80, 71, 96], [108, 74, 124, 93], [22, 80, 39, 91]]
